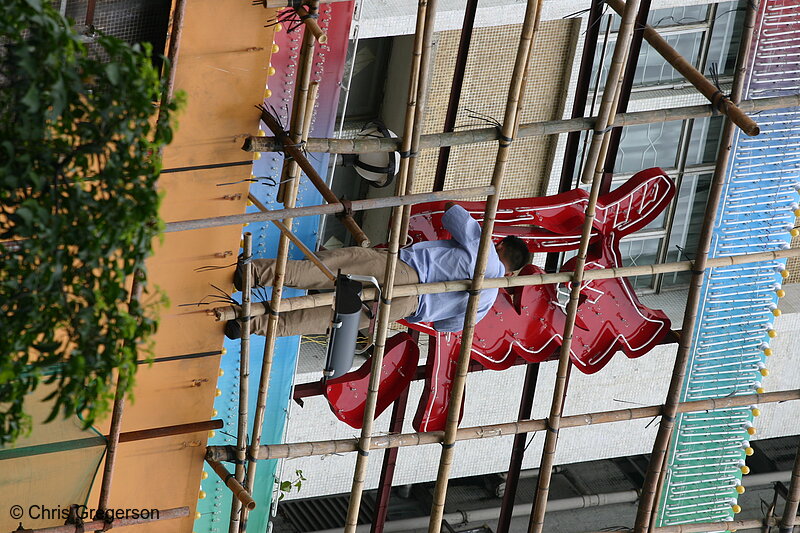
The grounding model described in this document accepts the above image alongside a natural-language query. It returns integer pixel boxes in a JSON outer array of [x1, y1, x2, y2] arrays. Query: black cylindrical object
[[324, 275, 364, 379]]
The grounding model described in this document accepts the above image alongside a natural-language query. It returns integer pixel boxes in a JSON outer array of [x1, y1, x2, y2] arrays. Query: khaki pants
[[249, 248, 420, 337]]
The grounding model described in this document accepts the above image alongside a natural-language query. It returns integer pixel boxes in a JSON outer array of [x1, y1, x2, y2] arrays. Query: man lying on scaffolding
[[224, 202, 530, 339]]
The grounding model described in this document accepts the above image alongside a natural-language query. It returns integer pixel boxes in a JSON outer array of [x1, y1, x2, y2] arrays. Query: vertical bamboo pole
[[779, 442, 800, 533], [239, 84, 320, 533], [228, 233, 252, 533], [342, 1, 437, 530], [527, 0, 643, 530], [426, 2, 543, 532], [631, 2, 759, 531], [277, 1, 318, 203]]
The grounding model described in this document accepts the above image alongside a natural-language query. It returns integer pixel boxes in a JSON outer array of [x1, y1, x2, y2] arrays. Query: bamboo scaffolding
[[427, 3, 542, 532], [166, 185, 493, 233], [528, 0, 641, 529], [779, 442, 800, 533], [241, 94, 800, 154], [259, 108, 370, 246], [228, 234, 253, 533], [247, 193, 334, 281], [604, 0, 759, 137], [239, 83, 322, 533], [277, 4, 317, 203], [343, 1, 438, 530], [205, 388, 800, 462], [584, 516, 799, 533], [206, 458, 256, 511], [214, 247, 800, 321], [262, 0, 349, 5], [14, 507, 190, 533], [295, 5, 328, 44], [631, 3, 759, 531]]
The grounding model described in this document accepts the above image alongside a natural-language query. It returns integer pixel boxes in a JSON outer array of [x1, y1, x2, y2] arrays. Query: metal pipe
[[214, 247, 800, 321], [497, 363, 540, 533], [604, 0, 759, 137], [427, 2, 543, 531], [431, 0, 479, 192], [529, 0, 642, 527], [205, 389, 800, 463], [228, 233, 252, 533], [15, 507, 190, 533], [242, 95, 799, 154], [344, 0, 439, 529], [206, 458, 256, 511], [779, 440, 800, 533], [166, 185, 494, 233], [631, 1, 760, 530]]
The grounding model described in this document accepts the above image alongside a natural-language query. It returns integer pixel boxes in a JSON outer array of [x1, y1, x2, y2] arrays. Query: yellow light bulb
[[243, 223, 249, 227], [275, 23, 283, 32], [756, 387, 765, 394], [221, 348, 228, 355], [199, 490, 206, 500], [258, 129, 266, 136], [747, 426, 756, 435], [732, 504, 742, 514], [212, 409, 218, 417], [741, 465, 751, 475], [265, 88, 272, 99], [764, 348, 773, 356], [772, 308, 782, 317], [744, 447, 754, 456], [208, 430, 216, 438], [760, 367, 770, 377], [792, 229, 800, 237], [219, 368, 225, 377], [195, 512, 202, 520], [201, 471, 209, 480], [751, 408, 760, 417], [272, 43, 280, 54], [736, 485, 745, 494], [215, 388, 222, 397], [247, 200, 254, 206], [253, 152, 261, 160], [268, 66, 276, 76], [776, 289, 786, 298], [768, 329, 777, 338], [780, 269, 790, 278]]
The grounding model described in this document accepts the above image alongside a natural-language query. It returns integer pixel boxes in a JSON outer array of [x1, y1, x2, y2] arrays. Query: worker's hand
[[445, 201, 457, 211]]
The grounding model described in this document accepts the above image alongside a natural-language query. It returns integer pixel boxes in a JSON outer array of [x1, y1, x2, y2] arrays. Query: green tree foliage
[[0, 0, 181, 444]]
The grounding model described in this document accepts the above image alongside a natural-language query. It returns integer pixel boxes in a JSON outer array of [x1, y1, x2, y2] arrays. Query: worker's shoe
[[224, 319, 242, 340]]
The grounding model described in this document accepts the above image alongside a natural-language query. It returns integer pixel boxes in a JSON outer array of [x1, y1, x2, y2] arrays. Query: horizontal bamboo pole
[[241, 94, 800, 154], [605, 0, 759, 136], [583, 515, 800, 533], [214, 247, 800, 321], [15, 507, 190, 533], [206, 458, 256, 510], [205, 389, 800, 462], [262, 0, 349, 6], [164, 185, 494, 233]]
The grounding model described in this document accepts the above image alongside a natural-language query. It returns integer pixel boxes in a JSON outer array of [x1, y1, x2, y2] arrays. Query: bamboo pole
[[228, 234, 252, 533], [343, 1, 438, 530], [206, 458, 256, 511], [604, 0, 759, 137], [779, 442, 800, 533], [248, 193, 335, 281], [262, 0, 349, 5], [427, 3, 542, 532], [632, 3, 759, 531], [242, 94, 800, 154], [295, 5, 328, 44], [259, 108, 371, 246], [205, 389, 800, 462], [238, 83, 322, 533], [14, 507, 190, 533], [165, 185, 494, 233], [214, 246, 800, 322], [277, 6, 317, 203], [529, 0, 641, 529]]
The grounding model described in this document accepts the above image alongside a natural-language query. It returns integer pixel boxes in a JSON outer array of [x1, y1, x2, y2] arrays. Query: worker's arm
[[441, 203, 481, 246]]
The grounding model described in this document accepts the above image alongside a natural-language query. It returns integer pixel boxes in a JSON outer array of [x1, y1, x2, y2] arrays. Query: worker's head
[[496, 235, 530, 275]]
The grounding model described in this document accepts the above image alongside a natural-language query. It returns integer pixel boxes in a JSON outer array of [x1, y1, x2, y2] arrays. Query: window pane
[[706, 0, 744, 76], [662, 172, 713, 287], [619, 237, 664, 290], [615, 121, 683, 174], [686, 116, 724, 166]]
